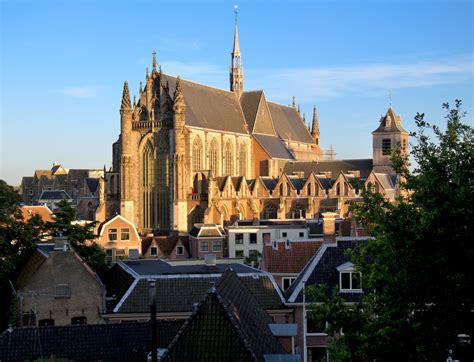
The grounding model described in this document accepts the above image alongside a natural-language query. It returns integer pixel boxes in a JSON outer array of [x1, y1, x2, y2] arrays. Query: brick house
[[96, 214, 141, 261], [141, 233, 190, 260], [16, 239, 106, 327], [188, 223, 226, 259]]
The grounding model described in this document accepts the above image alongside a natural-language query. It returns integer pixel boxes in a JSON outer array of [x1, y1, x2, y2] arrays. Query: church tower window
[[238, 144, 247, 177], [142, 141, 155, 229], [224, 141, 233, 176], [208, 139, 219, 176], [382, 139, 391, 155], [192, 136, 203, 172]]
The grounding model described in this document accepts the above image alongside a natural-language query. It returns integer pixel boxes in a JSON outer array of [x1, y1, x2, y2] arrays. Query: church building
[[103, 16, 408, 233]]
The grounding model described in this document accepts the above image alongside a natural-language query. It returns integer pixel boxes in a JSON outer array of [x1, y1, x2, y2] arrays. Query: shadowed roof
[[263, 241, 323, 274], [254, 134, 294, 160], [284, 159, 373, 179], [268, 102, 314, 144]]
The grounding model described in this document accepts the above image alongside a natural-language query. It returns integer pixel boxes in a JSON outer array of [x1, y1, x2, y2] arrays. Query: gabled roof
[[0, 321, 183, 362], [240, 90, 263, 133], [21, 205, 54, 223], [374, 172, 396, 190], [287, 176, 306, 191], [15, 250, 48, 289], [162, 74, 250, 135], [286, 238, 371, 303], [21, 176, 34, 186], [97, 214, 140, 242], [253, 134, 295, 160], [284, 159, 374, 179], [163, 269, 287, 361], [38, 190, 72, 201], [267, 102, 314, 144], [259, 177, 278, 191], [263, 241, 323, 274], [85, 177, 100, 193]]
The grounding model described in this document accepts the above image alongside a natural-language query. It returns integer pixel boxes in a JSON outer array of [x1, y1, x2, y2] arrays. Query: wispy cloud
[[253, 54, 473, 102], [58, 86, 102, 98]]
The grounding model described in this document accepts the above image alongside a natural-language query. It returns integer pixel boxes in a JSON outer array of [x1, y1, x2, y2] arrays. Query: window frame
[[212, 240, 222, 252], [382, 138, 392, 156], [199, 241, 209, 252], [249, 233, 257, 244], [55, 283, 71, 299], [282, 277, 296, 291], [150, 246, 158, 256], [120, 227, 130, 241], [235, 233, 244, 245], [108, 228, 118, 242], [176, 245, 184, 255], [337, 262, 363, 293]]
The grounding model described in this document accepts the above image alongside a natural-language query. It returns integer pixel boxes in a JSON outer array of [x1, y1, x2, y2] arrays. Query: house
[[20, 205, 54, 223], [102, 258, 291, 324], [15, 238, 106, 327], [96, 214, 141, 261], [141, 232, 190, 259], [285, 237, 372, 361], [261, 240, 323, 292], [162, 269, 298, 361], [188, 223, 226, 259]]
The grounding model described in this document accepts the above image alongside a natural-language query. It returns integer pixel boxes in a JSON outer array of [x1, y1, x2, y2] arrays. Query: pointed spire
[[311, 105, 320, 135], [303, 112, 306, 123], [173, 76, 185, 113], [232, 6, 241, 56], [133, 95, 136, 108], [292, 96, 296, 108], [230, 5, 243, 95], [139, 81, 143, 94], [146, 67, 149, 79], [120, 81, 132, 110], [152, 50, 157, 71]]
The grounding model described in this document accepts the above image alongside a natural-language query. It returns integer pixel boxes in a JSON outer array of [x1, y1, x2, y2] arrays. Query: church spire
[[120, 81, 132, 111], [311, 105, 320, 145], [230, 5, 244, 97], [152, 50, 157, 71]]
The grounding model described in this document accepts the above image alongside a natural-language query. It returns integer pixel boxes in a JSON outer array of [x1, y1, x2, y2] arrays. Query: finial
[[133, 95, 136, 108], [152, 50, 157, 71], [146, 67, 149, 79], [389, 89, 392, 107], [311, 104, 320, 137], [139, 81, 143, 93], [303, 112, 306, 123], [121, 81, 132, 110], [234, 5, 238, 24], [173, 76, 185, 113], [297, 104, 301, 115], [292, 96, 295, 108]]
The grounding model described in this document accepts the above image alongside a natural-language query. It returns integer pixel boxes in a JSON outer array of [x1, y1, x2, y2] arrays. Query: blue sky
[[1, 0, 473, 185]]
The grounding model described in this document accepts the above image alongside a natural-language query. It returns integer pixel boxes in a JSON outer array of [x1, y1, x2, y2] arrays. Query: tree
[[45, 200, 108, 274], [309, 101, 474, 360]]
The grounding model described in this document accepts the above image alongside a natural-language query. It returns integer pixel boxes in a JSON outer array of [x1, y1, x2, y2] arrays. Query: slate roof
[[286, 238, 371, 303], [287, 176, 306, 191], [254, 134, 295, 160], [21, 176, 34, 186], [38, 190, 72, 200], [240, 90, 263, 133], [284, 159, 374, 179], [189, 224, 225, 238], [267, 102, 314, 144], [141, 234, 191, 256], [162, 74, 250, 135], [85, 177, 100, 193], [372, 106, 408, 134], [162, 269, 287, 361], [263, 241, 323, 274], [0, 321, 183, 362], [260, 177, 278, 191], [374, 173, 397, 189]]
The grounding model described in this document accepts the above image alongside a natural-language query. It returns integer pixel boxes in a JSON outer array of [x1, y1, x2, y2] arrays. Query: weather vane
[[389, 89, 392, 107], [234, 4, 238, 22]]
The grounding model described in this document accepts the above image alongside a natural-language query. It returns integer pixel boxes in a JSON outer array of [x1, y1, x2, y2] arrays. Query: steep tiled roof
[[240, 90, 263, 133], [260, 177, 278, 191], [287, 176, 306, 191], [267, 102, 314, 144], [372, 106, 408, 134], [286, 239, 371, 303], [21, 176, 34, 186], [254, 134, 295, 160], [85, 177, 100, 193], [284, 159, 373, 179], [38, 190, 72, 201], [21, 205, 54, 223], [163, 270, 287, 361], [263, 241, 323, 274], [0, 321, 183, 362], [162, 74, 249, 135]]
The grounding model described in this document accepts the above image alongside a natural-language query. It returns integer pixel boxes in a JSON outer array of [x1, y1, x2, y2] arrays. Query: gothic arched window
[[238, 143, 247, 177], [142, 141, 155, 229], [208, 139, 218, 176], [223, 140, 233, 176], [192, 136, 203, 172], [262, 203, 277, 220]]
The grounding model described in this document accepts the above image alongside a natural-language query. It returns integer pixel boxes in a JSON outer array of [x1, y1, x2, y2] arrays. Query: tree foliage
[[309, 101, 474, 360]]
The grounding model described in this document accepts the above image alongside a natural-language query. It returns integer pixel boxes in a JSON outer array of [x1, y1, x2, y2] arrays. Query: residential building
[[15, 238, 106, 327], [188, 223, 226, 259], [95, 214, 141, 261], [20, 205, 54, 223], [141, 232, 190, 259]]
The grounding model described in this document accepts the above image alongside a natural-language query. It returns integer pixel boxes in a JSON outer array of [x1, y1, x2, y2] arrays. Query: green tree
[[309, 101, 474, 361], [45, 200, 108, 274]]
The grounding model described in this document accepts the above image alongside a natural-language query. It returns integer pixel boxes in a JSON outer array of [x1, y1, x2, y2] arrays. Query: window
[[282, 232, 287, 238], [120, 228, 130, 240], [299, 232, 304, 238], [38, 319, 55, 327], [150, 247, 158, 256], [306, 311, 327, 335], [235, 250, 244, 258], [235, 233, 244, 244], [192, 136, 203, 171], [55, 283, 71, 299], [208, 139, 219, 176], [212, 241, 222, 252], [176, 246, 184, 255], [238, 145, 247, 177], [249, 233, 257, 244], [337, 262, 362, 292], [71, 316, 87, 325], [106, 249, 113, 262], [199, 241, 209, 252], [282, 277, 296, 291], [249, 249, 258, 257], [115, 249, 126, 260], [223, 140, 233, 176], [382, 138, 391, 155], [108, 228, 118, 241]]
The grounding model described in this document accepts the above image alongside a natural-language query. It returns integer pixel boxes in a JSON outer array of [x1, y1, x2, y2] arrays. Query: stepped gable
[[162, 74, 249, 135]]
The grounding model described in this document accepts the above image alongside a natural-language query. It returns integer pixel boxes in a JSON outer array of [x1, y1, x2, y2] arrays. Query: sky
[[1, 0, 473, 185]]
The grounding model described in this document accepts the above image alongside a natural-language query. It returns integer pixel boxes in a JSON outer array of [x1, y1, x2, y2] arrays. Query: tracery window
[[223, 140, 233, 176], [262, 203, 277, 220], [208, 139, 219, 176], [192, 136, 203, 172], [238, 143, 247, 177], [142, 141, 155, 229]]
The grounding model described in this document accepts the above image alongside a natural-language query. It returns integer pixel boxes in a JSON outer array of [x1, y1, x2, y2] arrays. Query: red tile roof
[[21, 205, 54, 223], [262, 241, 323, 273]]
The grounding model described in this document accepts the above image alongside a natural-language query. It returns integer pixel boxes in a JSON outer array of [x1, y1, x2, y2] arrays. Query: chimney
[[322, 212, 337, 243], [204, 254, 217, 266]]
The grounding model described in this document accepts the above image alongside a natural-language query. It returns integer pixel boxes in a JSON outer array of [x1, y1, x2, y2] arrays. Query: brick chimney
[[322, 212, 337, 243]]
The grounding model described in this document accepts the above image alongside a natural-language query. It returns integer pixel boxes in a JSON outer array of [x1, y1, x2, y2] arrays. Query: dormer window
[[337, 262, 362, 293]]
